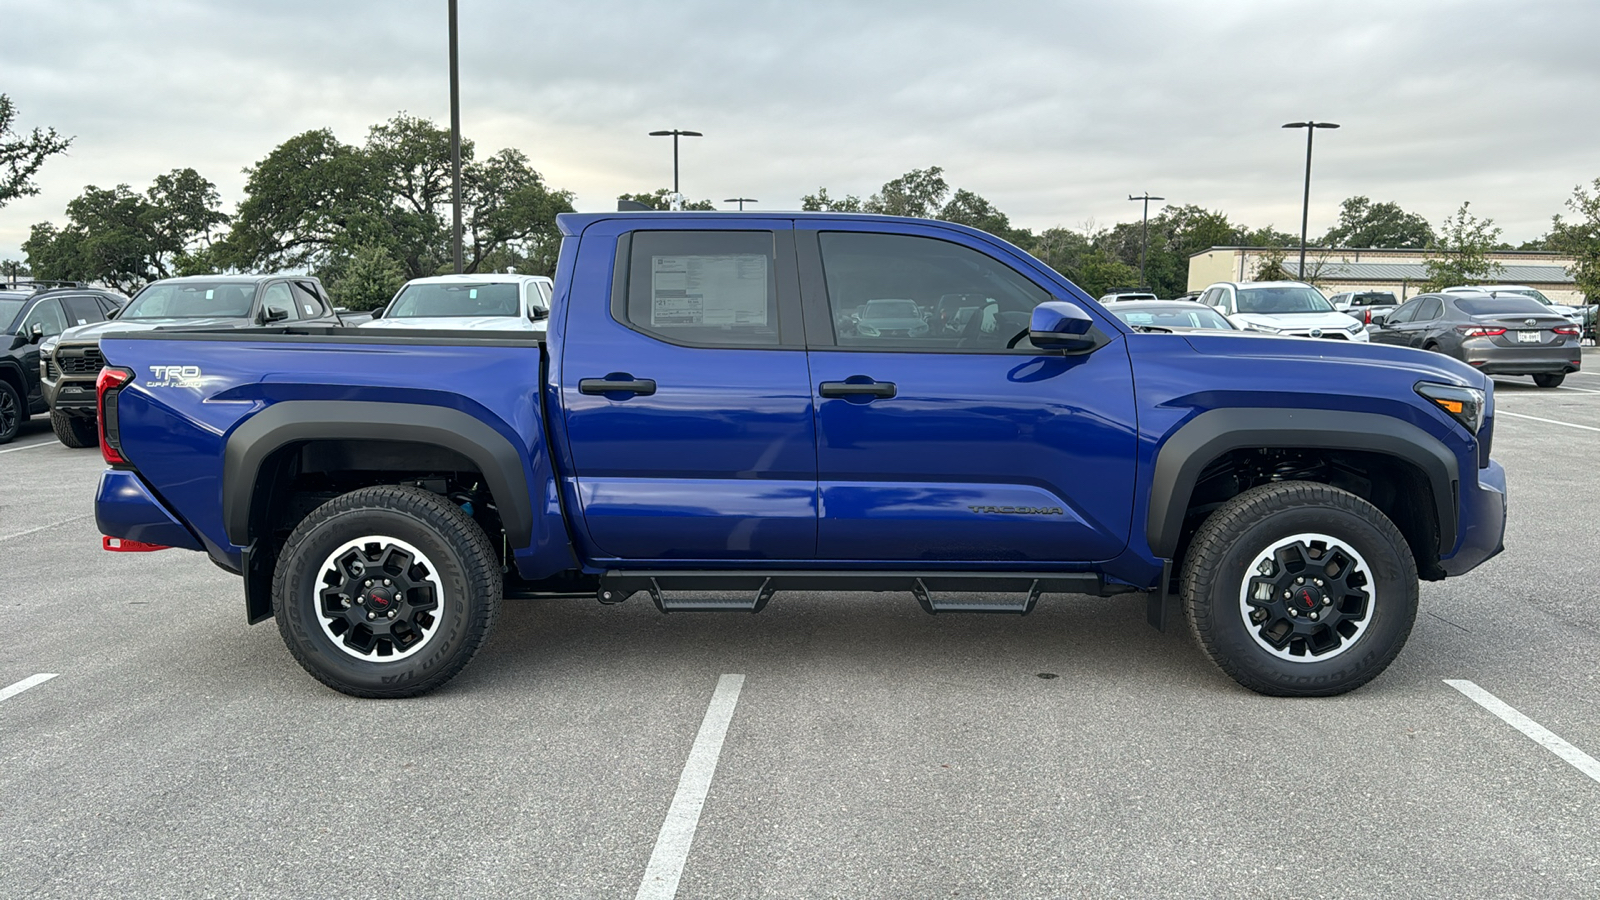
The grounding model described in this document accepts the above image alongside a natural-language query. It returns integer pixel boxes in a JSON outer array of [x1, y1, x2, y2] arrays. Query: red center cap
[[368, 590, 393, 610]]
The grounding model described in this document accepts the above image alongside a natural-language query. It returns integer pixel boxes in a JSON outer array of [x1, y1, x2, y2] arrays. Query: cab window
[[620, 231, 781, 346]]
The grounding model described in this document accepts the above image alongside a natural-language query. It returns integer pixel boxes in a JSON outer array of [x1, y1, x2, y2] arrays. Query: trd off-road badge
[[968, 505, 1065, 516], [146, 365, 203, 388]]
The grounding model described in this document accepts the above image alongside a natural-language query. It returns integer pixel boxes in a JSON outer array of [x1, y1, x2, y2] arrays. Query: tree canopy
[[1321, 196, 1434, 248], [22, 168, 228, 294], [1423, 202, 1505, 291], [1547, 178, 1600, 302], [0, 94, 72, 210]]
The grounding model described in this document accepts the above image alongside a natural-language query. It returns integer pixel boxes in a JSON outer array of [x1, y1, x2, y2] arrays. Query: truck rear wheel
[[1181, 481, 1418, 697], [272, 485, 502, 698], [51, 410, 99, 448]]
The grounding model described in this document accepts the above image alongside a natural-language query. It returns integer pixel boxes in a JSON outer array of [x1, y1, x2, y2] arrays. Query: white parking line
[[0, 439, 56, 455], [636, 674, 746, 900], [0, 673, 59, 703], [0, 514, 94, 543], [1445, 680, 1600, 787], [1495, 411, 1600, 433]]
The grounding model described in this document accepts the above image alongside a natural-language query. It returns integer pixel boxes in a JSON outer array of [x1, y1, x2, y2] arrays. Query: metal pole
[[448, 0, 463, 274], [672, 133, 680, 196], [1128, 193, 1163, 289], [1299, 126, 1313, 280]]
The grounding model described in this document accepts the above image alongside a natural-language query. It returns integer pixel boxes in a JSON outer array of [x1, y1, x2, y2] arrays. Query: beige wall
[[1186, 247, 1583, 304], [1186, 251, 1243, 290]]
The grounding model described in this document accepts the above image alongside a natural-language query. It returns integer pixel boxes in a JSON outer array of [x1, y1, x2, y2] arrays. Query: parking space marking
[[636, 674, 746, 900], [0, 673, 59, 704], [0, 439, 57, 455], [0, 514, 94, 543], [1494, 411, 1600, 433], [1445, 680, 1600, 787]]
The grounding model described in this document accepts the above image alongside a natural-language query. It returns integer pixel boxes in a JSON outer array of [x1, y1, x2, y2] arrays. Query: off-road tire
[[51, 410, 99, 448], [1533, 373, 1565, 388], [0, 379, 23, 444], [1182, 481, 1418, 697], [273, 485, 502, 698]]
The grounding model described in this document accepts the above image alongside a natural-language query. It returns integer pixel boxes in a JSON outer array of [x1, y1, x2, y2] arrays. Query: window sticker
[[650, 254, 768, 327]]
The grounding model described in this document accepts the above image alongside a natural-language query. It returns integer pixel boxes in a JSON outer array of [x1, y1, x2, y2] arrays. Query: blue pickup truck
[[92, 211, 1506, 698]]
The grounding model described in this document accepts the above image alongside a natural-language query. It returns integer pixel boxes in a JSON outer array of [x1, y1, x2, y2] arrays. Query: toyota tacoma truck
[[91, 212, 1506, 698]]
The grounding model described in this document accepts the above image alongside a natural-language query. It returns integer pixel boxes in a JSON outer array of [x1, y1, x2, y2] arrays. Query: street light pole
[[1282, 120, 1339, 280], [1128, 192, 1164, 288], [448, 0, 463, 274], [649, 129, 702, 209], [723, 198, 757, 211]]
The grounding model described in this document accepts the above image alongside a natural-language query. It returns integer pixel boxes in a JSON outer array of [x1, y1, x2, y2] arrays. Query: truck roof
[[555, 210, 992, 238]]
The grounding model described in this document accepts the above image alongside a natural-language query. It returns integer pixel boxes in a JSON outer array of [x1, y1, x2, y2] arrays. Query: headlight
[[1416, 382, 1486, 433], [857, 324, 879, 337], [40, 337, 59, 357], [1245, 323, 1282, 334], [1346, 323, 1364, 334], [911, 323, 928, 335]]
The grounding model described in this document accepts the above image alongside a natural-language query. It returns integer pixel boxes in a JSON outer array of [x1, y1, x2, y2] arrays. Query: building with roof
[[1187, 247, 1583, 303]]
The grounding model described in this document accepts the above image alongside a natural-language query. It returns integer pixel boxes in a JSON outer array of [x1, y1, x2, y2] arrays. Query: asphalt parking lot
[[3, 360, 1599, 899]]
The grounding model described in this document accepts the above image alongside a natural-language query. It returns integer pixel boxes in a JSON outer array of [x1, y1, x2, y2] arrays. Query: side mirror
[[29, 322, 45, 343], [367, 306, 383, 320], [530, 306, 548, 320], [1028, 300, 1101, 354], [106, 307, 121, 320], [1370, 313, 1388, 327]]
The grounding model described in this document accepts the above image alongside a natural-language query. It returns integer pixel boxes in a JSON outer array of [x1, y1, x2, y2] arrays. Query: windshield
[[1113, 305, 1234, 330], [1236, 286, 1333, 315], [0, 297, 25, 331], [124, 282, 257, 319], [1456, 296, 1551, 316], [861, 299, 921, 319], [1350, 293, 1396, 306], [387, 282, 519, 317]]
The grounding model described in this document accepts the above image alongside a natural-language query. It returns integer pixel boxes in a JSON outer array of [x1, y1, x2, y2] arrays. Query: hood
[[361, 315, 540, 331], [1183, 331, 1487, 389], [1231, 311, 1362, 332], [57, 317, 255, 342]]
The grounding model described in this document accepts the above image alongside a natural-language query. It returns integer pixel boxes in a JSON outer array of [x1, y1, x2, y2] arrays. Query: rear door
[[798, 222, 1138, 563], [557, 220, 818, 561]]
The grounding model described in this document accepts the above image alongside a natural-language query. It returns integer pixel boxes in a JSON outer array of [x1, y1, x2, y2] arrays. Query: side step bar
[[596, 570, 1128, 615]]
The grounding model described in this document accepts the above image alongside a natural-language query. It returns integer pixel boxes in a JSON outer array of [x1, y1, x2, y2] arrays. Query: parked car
[[93, 210, 1505, 700], [42, 275, 339, 447], [1441, 285, 1583, 326], [1198, 280, 1368, 340], [1328, 291, 1400, 327], [1105, 300, 1238, 332], [0, 285, 127, 444], [1098, 289, 1159, 303], [1369, 292, 1581, 387], [362, 274, 552, 332]]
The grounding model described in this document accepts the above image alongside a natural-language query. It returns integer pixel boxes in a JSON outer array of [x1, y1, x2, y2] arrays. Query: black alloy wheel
[[0, 380, 22, 444]]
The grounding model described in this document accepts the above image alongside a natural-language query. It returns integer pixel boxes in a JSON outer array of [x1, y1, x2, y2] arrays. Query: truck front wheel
[[272, 485, 502, 698], [51, 410, 99, 448], [1181, 481, 1418, 697]]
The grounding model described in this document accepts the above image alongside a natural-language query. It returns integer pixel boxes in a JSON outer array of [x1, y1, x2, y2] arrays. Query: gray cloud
[[3, 0, 1597, 259]]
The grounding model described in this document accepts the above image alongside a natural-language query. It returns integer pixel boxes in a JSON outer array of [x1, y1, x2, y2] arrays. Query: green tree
[[800, 187, 863, 212], [22, 168, 228, 293], [1251, 244, 1294, 281], [1, 259, 29, 281], [1423, 202, 1505, 291], [863, 166, 949, 218], [327, 243, 407, 310], [0, 94, 72, 209], [1547, 178, 1600, 302], [219, 113, 574, 282], [616, 188, 715, 211], [1321, 196, 1434, 248]]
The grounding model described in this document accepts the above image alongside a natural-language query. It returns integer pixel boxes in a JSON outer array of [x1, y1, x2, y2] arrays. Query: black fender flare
[[1146, 408, 1459, 559], [222, 400, 534, 549]]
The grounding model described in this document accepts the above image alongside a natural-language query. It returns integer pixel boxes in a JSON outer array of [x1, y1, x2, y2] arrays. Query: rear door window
[[619, 231, 782, 346], [61, 295, 108, 326]]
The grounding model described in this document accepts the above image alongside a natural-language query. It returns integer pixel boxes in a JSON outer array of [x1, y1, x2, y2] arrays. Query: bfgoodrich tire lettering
[[1181, 481, 1418, 697], [272, 485, 502, 698]]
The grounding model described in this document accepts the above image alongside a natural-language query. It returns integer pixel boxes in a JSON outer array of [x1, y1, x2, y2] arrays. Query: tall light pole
[[1282, 120, 1339, 280], [723, 197, 757, 211], [1128, 192, 1164, 288], [448, 0, 463, 273], [648, 129, 702, 209]]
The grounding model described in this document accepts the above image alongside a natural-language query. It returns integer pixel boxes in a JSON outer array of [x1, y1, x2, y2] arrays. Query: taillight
[[1362, 309, 1371, 324], [1554, 325, 1579, 336], [1455, 326, 1507, 338], [97, 366, 134, 465]]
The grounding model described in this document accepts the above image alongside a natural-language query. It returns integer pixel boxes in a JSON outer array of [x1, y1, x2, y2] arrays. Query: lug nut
[[1283, 591, 1292, 599], [383, 579, 391, 586], [1289, 608, 1299, 617], [1295, 577, 1305, 585], [1323, 597, 1332, 607], [367, 612, 376, 620], [1309, 612, 1320, 621], [1315, 579, 1324, 587], [387, 610, 397, 619], [365, 579, 373, 587]]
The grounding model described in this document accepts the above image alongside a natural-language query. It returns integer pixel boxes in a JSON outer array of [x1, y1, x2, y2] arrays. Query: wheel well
[[0, 364, 24, 396], [248, 439, 509, 564], [1175, 447, 1444, 580]]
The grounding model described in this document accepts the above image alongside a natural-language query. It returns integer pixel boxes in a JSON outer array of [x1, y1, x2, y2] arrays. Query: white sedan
[[362, 274, 553, 332]]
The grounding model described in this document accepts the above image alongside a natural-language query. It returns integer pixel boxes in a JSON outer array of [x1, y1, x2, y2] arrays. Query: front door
[[558, 221, 818, 561], [798, 224, 1138, 563]]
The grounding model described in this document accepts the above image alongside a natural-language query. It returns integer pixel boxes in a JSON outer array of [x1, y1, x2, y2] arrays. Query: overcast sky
[[3, 0, 1598, 260]]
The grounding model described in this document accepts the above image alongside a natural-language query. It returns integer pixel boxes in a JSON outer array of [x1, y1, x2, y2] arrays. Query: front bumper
[[1439, 459, 1506, 577], [96, 469, 203, 551], [42, 342, 106, 414]]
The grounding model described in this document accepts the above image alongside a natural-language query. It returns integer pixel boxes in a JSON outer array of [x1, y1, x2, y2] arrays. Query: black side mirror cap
[[261, 307, 289, 324]]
